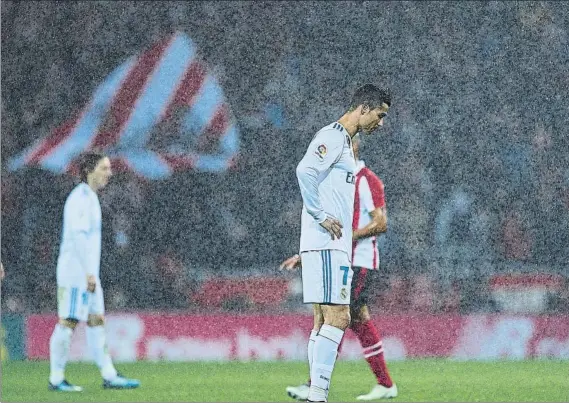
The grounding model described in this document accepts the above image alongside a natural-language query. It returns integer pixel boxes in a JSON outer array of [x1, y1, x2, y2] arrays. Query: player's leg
[[310, 304, 324, 373], [352, 305, 397, 400], [309, 303, 349, 402], [286, 304, 322, 401], [308, 250, 352, 402], [86, 287, 140, 389], [49, 286, 86, 392], [350, 267, 397, 400]]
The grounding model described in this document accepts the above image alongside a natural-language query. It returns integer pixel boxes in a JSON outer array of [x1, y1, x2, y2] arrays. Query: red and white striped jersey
[[352, 160, 386, 270]]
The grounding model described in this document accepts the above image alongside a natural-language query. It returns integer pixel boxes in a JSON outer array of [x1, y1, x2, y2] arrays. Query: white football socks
[[308, 329, 318, 374], [49, 324, 73, 385], [86, 325, 118, 380], [308, 324, 345, 402]]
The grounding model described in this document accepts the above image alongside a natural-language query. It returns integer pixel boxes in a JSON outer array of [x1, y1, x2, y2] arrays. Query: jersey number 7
[[340, 266, 349, 286]]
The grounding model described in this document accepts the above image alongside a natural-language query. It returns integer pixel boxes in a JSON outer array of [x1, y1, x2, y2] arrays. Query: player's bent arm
[[296, 163, 327, 223], [74, 233, 98, 292], [353, 206, 387, 241], [296, 129, 345, 223], [66, 196, 98, 282]]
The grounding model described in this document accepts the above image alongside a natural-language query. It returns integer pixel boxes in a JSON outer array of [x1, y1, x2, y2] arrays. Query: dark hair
[[78, 151, 106, 182], [349, 84, 391, 111]]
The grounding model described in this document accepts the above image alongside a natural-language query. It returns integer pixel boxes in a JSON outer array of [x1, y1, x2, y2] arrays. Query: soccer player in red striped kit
[[282, 133, 397, 401]]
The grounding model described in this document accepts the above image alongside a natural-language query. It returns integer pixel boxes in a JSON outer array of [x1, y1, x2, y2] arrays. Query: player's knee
[[350, 307, 362, 326], [313, 315, 324, 331], [59, 318, 79, 330], [350, 305, 370, 327], [313, 304, 324, 330], [87, 314, 105, 327], [323, 305, 351, 330], [335, 311, 351, 330], [360, 306, 371, 322]]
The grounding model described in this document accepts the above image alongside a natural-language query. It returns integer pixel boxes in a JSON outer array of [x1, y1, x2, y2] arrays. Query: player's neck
[[85, 179, 99, 193], [337, 112, 360, 138]]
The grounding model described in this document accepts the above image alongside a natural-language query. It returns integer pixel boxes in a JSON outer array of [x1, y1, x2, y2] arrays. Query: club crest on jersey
[[314, 144, 327, 160], [340, 288, 348, 300]]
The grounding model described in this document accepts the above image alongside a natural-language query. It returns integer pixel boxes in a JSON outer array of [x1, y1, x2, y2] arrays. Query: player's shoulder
[[66, 183, 92, 203], [313, 122, 350, 145]]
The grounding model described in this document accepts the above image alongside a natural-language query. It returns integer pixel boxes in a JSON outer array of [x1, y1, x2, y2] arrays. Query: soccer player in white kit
[[48, 151, 140, 392], [295, 84, 391, 402], [284, 134, 397, 401]]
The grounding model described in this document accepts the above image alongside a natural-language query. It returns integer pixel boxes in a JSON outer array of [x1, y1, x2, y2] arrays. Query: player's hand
[[320, 217, 343, 240], [279, 254, 301, 271], [87, 275, 96, 293]]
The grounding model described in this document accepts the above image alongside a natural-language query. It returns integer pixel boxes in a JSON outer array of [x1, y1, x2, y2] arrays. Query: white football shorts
[[301, 249, 353, 305], [57, 285, 105, 321]]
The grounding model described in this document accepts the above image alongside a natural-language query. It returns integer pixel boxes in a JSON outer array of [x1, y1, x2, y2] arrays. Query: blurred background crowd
[[2, 1, 568, 315]]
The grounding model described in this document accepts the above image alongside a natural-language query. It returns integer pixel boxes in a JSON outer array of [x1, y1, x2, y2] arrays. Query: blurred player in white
[[294, 84, 391, 402], [48, 151, 140, 392], [284, 134, 397, 401]]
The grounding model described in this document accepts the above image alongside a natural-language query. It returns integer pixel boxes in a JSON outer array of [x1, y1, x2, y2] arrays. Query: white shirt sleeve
[[359, 177, 375, 213], [296, 129, 345, 223], [65, 190, 97, 277]]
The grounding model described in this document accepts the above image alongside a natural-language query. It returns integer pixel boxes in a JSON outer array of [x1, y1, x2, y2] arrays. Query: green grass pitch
[[1, 359, 568, 402]]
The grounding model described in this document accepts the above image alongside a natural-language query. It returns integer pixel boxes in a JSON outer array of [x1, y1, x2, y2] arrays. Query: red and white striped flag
[[8, 32, 240, 179]]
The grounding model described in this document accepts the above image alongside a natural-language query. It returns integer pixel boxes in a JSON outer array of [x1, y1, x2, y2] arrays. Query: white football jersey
[[56, 183, 102, 286], [296, 122, 356, 258]]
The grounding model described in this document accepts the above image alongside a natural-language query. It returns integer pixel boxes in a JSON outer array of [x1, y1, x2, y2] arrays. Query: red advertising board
[[26, 314, 569, 361]]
